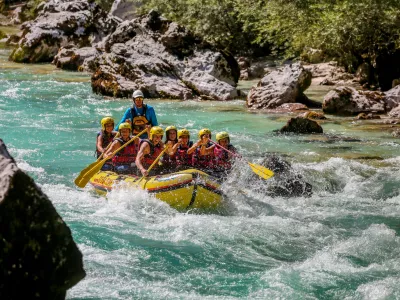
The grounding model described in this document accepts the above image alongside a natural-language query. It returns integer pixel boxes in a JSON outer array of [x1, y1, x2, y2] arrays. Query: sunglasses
[[134, 97, 143, 101]]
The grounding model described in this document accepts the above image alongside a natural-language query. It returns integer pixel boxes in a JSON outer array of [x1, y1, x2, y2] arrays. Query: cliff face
[[0, 139, 85, 299]]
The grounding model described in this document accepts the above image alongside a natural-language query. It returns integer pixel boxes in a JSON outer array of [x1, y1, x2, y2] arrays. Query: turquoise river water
[[1, 46, 400, 299]]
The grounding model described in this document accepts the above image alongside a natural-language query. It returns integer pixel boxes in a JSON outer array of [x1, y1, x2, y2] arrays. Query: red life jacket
[[112, 137, 139, 165], [162, 141, 178, 166], [176, 141, 193, 166], [192, 142, 214, 170], [140, 139, 163, 168], [213, 144, 236, 170], [96, 131, 117, 158]]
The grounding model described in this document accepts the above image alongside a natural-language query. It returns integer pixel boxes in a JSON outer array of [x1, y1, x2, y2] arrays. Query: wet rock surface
[[278, 117, 323, 134], [0, 140, 85, 299], [251, 154, 313, 198]]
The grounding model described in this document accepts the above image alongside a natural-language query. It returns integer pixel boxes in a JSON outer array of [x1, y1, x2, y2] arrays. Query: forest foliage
[[139, 0, 400, 71]]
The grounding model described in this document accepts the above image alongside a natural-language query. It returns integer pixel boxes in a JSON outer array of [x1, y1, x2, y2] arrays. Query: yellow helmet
[[150, 126, 164, 139], [198, 128, 211, 139], [178, 129, 190, 139], [118, 122, 132, 132], [165, 125, 177, 134], [216, 131, 230, 142], [101, 117, 114, 131]]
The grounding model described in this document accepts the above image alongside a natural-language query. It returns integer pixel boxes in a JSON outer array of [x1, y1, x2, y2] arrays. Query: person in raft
[[96, 117, 117, 171], [213, 131, 237, 175], [136, 126, 170, 177], [114, 90, 158, 139], [189, 128, 215, 173], [105, 122, 139, 175], [160, 125, 179, 173], [172, 128, 195, 171]]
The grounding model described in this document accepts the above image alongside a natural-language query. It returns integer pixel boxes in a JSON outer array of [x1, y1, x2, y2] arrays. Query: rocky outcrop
[[88, 11, 240, 100], [323, 86, 386, 115], [0, 140, 85, 299], [53, 45, 100, 71], [303, 62, 357, 86], [278, 116, 323, 134], [247, 63, 313, 109], [9, 0, 119, 63]]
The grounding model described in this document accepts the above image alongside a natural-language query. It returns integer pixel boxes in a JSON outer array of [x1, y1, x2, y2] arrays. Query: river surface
[[1, 46, 400, 299]]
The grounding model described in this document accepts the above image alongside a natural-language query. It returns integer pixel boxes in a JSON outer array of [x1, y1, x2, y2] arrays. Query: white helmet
[[132, 90, 144, 99]]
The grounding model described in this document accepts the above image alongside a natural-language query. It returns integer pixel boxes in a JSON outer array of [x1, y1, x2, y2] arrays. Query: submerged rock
[[279, 117, 323, 134], [0, 140, 85, 299], [251, 154, 313, 198]]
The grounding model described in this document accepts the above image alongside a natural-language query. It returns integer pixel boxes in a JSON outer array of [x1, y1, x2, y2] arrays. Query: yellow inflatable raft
[[89, 169, 224, 210]]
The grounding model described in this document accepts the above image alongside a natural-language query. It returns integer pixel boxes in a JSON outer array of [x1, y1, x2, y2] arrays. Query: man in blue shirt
[[115, 90, 158, 139]]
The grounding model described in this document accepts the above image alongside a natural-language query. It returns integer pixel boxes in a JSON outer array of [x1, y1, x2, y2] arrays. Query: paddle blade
[[75, 159, 106, 188], [248, 162, 274, 180], [74, 160, 101, 186]]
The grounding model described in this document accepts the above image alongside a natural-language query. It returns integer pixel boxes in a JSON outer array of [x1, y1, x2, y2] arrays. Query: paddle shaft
[[75, 129, 146, 188], [106, 128, 147, 160], [139, 146, 169, 180], [210, 140, 241, 159], [210, 140, 274, 180], [97, 132, 120, 160]]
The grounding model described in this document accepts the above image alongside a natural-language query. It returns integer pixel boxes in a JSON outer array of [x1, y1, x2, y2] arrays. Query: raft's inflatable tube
[[89, 169, 223, 210]]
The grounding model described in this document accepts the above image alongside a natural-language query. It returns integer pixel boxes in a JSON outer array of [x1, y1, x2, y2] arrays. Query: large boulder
[[323, 86, 386, 115], [388, 105, 400, 118], [89, 11, 240, 100], [0, 140, 85, 299], [9, 0, 119, 63], [384, 84, 400, 110], [53, 45, 100, 71], [247, 63, 313, 109]]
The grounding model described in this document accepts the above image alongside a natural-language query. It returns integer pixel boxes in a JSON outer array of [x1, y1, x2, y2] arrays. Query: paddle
[[138, 146, 169, 181], [74, 132, 120, 186], [210, 140, 274, 180], [75, 129, 147, 188]]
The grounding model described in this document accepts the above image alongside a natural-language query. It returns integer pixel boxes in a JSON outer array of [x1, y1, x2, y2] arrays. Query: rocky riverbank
[[1, 0, 399, 133]]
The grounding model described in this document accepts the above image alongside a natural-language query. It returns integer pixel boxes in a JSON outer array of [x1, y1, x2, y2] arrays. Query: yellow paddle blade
[[75, 159, 106, 188], [74, 132, 120, 186], [74, 160, 101, 186], [248, 162, 274, 180]]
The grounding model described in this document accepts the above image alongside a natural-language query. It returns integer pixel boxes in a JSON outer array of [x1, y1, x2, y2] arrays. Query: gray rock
[[53, 45, 100, 71], [247, 63, 312, 109], [384, 84, 400, 110], [0, 140, 85, 299], [109, 0, 142, 21], [278, 116, 323, 134], [388, 105, 400, 118], [323, 86, 386, 115], [9, 0, 119, 63], [91, 11, 239, 100]]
